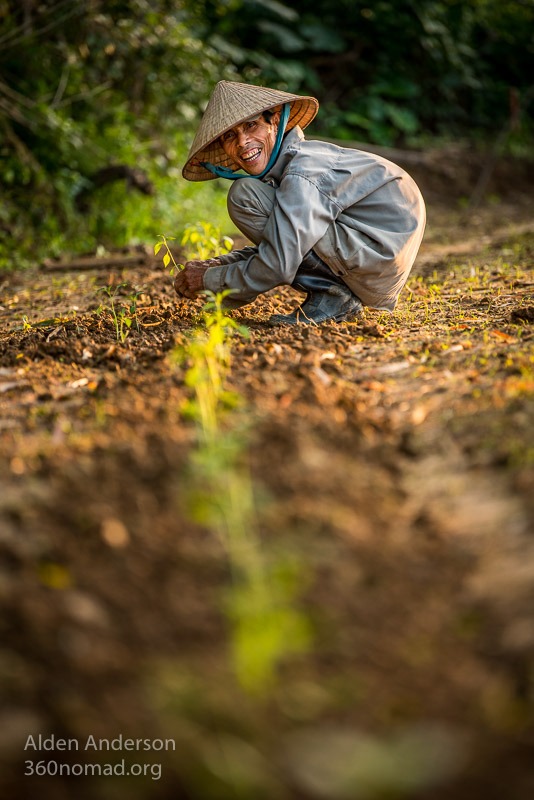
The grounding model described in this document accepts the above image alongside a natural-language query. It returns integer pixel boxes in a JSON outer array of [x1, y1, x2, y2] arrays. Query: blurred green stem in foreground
[[173, 289, 311, 694]]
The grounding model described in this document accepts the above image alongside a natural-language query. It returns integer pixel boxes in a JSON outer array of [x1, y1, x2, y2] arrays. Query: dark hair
[[262, 109, 276, 124]]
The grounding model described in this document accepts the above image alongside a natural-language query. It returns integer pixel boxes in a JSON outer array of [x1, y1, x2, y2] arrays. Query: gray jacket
[[203, 127, 426, 311]]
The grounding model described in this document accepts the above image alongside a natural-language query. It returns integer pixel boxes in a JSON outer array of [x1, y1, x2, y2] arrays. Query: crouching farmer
[[175, 81, 426, 325]]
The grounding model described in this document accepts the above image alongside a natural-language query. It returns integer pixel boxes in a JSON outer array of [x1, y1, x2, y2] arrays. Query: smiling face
[[219, 107, 281, 175]]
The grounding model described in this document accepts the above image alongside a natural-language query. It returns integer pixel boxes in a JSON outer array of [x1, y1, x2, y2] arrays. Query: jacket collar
[[263, 126, 304, 184]]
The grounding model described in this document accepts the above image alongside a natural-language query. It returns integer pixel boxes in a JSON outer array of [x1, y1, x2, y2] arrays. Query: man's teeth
[[243, 148, 261, 161]]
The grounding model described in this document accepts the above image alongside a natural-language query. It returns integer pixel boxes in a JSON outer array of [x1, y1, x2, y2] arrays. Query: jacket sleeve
[[203, 173, 343, 303], [209, 245, 258, 266]]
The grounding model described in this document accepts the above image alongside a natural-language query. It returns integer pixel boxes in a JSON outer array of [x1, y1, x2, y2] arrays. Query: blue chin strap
[[201, 103, 290, 181]]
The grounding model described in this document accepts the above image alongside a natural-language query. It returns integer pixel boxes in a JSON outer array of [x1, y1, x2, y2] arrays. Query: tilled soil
[[0, 199, 533, 800]]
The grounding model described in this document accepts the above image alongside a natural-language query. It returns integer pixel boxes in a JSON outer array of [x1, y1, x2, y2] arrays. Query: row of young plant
[[159, 225, 311, 694]]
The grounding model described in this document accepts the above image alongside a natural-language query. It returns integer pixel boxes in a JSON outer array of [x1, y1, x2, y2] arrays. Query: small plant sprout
[[181, 222, 233, 260], [155, 222, 233, 277], [174, 291, 311, 694], [126, 287, 145, 332], [178, 290, 248, 438], [154, 234, 181, 276], [97, 283, 134, 343]]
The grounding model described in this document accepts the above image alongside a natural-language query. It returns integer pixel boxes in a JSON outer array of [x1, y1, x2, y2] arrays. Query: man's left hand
[[174, 262, 210, 299]]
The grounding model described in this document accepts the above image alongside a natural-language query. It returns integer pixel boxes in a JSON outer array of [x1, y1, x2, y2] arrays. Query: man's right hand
[[174, 260, 210, 299]]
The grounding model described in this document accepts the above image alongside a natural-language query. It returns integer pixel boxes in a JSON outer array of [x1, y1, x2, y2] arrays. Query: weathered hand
[[174, 261, 211, 300]]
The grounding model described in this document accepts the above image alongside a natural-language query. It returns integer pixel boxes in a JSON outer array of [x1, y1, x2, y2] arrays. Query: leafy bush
[[0, 0, 237, 266], [189, 0, 534, 146]]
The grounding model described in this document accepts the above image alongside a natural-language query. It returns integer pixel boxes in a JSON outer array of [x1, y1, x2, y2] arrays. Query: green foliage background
[[0, 0, 532, 267]]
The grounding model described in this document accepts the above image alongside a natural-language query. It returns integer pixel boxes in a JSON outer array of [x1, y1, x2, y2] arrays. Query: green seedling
[[155, 222, 233, 277], [97, 283, 134, 343], [174, 291, 311, 694], [154, 234, 180, 276], [21, 315, 32, 332], [178, 290, 248, 436], [125, 287, 145, 332], [181, 221, 233, 261]]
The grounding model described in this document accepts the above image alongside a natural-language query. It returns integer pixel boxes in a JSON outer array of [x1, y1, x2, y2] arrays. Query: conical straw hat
[[182, 81, 319, 181]]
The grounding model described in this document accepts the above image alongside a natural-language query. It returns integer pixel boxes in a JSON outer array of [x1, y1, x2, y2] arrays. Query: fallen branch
[[42, 252, 148, 272], [41, 242, 184, 272]]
